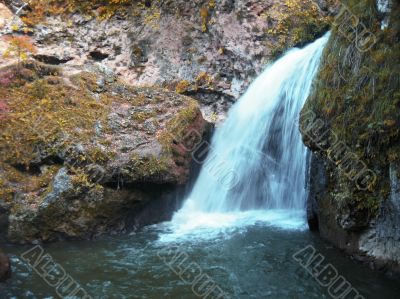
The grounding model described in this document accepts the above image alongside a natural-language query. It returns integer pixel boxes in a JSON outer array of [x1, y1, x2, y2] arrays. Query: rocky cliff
[[301, 0, 400, 276], [2, 0, 331, 121]]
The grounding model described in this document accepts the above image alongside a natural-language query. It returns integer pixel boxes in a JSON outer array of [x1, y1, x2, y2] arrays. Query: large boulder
[[0, 61, 210, 243]]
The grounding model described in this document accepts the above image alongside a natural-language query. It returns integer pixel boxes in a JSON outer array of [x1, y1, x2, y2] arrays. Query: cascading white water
[[163, 33, 330, 238]]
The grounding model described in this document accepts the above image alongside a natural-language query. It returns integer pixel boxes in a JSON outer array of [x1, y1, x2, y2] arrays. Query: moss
[[0, 163, 61, 203], [266, 0, 331, 58], [301, 0, 400, 218], [157, 131, 174, 152], [86, 147, 115, 164], [200, 7, 210, 33], [0, 62, 120, 214], [166, 100, 199, 133], [29, 79, 49, 99], [195, 72, 213, 87], [175, 80, 191, 94], [70, 71, 100, 93], [132, 111, 157, 123], [21, 0, 134, 25], [142, 4, 161, 29], [129, 154, 170, 177], [70, 168, 97, 192], [158, 99, 200, 152], [174, 72, 214, 95], [0, 174, 15, 203], [131, 94, 149, 106]]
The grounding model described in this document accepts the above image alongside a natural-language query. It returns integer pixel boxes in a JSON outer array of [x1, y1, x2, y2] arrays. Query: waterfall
[[165, 33, 330, 237], [377, 0, 392, 29]]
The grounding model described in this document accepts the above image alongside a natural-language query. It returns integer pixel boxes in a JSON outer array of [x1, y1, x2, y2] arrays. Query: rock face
[[358, 163, 400, 273], [306, 152, 326, 231], [0, 61, 211, 243], [306, 153, 400, 276], [0, 249, 11, 282], [1, 0, 330, 121], [301, 0, 400, 275]]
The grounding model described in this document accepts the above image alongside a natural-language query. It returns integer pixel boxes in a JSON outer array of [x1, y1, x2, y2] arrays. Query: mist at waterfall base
[[3, 34, 400, 299], [160, 33, 330, 242]]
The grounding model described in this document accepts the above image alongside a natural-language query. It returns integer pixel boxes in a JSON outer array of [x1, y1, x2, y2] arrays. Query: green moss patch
[[301, 0, 400, 218]]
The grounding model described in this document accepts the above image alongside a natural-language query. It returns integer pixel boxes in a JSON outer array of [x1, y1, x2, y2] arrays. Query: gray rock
[[359, 163, 400, 271], [40, 168, 73, 209]]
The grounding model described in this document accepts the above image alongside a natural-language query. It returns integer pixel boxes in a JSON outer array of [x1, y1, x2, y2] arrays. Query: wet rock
[[0, 249, 11, 282], [306, 152, 326, 231]]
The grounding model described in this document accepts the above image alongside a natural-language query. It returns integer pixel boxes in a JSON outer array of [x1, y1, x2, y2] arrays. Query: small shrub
[[175, 80, 191, 94]]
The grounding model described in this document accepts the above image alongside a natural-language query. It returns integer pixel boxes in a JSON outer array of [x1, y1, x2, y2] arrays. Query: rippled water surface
[[2, 213, 399, 299]]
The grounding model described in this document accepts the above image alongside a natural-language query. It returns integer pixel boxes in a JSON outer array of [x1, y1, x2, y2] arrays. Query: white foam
[[158, 34, 330, 244], [158, 210, 307, 243]]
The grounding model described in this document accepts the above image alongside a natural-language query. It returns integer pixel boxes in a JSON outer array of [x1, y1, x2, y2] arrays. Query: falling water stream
[[165, 33, 329, 239], [2, 34, 400, 299]]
